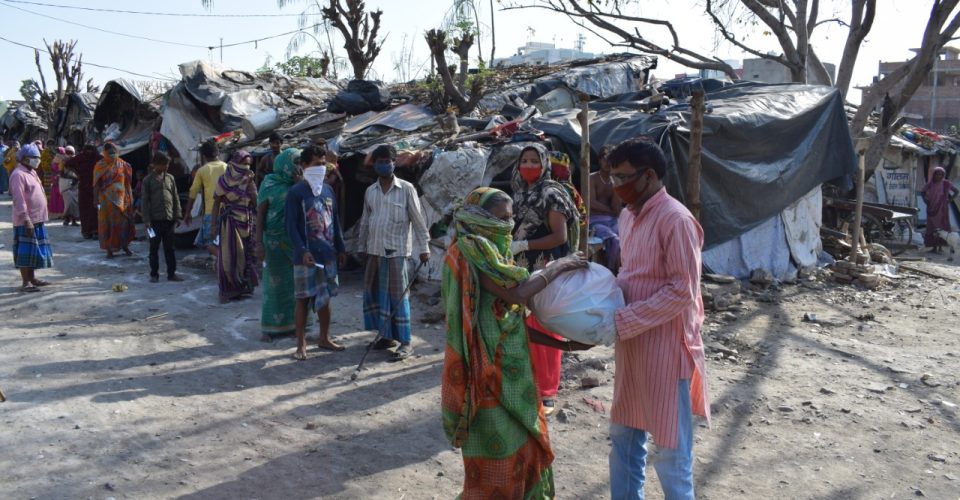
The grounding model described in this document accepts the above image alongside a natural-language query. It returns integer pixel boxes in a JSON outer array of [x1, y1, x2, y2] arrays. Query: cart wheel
[[888, 219, 915, 256]]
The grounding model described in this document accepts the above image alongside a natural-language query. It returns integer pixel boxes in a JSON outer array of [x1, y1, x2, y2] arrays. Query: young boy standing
[[285, 146, 346, 360], [141, 152, 184, 283]]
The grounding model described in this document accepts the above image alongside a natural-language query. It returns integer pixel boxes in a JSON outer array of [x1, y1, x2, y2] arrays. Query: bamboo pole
[[578, 92, 591, 253], [850, 152, 866, 261], [686, 89, 705, 221]]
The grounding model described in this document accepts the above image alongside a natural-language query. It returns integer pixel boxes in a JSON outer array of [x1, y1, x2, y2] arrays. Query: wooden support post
[[850, 152, 866, 261], [578, 92, 591, 253], [686, 89, 705, 221]]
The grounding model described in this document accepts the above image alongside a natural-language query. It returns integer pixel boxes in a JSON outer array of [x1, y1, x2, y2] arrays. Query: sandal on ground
[[389, 344, 413, 361], [30, 280, 50, 287], [542, 399, 556, 416], [371, 338, 399, 351], [20, 284, 41, 293]]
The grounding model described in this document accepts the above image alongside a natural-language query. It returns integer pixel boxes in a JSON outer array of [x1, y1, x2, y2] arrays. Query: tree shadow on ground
[[697, 282, 959, 497], [176, 416, 450, 499]]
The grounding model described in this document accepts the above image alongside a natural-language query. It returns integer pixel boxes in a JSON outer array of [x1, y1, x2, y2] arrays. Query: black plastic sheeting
[[533, 83, 857, 248]]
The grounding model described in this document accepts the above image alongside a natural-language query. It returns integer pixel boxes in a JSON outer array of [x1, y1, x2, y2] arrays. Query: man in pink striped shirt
[[606, 138, 710, 500]]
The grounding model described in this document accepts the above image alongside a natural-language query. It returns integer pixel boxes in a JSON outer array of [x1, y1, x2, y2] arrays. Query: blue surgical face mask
[[374, 160, 395, 177]]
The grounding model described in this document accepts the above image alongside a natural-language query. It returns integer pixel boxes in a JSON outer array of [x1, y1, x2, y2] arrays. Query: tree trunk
[[835, 0, 876, 99], [426, 29, 484, 115], [687, 89, 705, 221], [489, 0, 495, 65], [794, 0, 810, 84], [453, 33, 474, 93]]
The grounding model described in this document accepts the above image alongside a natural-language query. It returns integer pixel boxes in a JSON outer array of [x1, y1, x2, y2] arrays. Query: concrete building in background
[[879, 46, 960, 132], [742, 57, 836, 86], [493, 41, 594, 67]]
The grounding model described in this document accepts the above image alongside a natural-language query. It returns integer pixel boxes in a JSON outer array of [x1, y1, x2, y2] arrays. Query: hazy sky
[[0, 0, 952, 105]]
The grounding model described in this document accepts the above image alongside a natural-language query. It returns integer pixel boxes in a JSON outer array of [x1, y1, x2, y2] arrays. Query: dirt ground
[[1, 195, 959, 500]]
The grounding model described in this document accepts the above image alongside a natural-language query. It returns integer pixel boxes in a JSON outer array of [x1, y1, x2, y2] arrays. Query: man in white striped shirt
[[358, 145, 431, 360]]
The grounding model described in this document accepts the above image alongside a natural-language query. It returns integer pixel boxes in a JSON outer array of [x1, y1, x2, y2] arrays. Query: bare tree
[[508, 0, 960, 175], [854, 1, 960, 173], [321, 0, 385, 80], [32, 39, 89, 127], [503, 0, 741, 79], [425, 29, 485, 114]]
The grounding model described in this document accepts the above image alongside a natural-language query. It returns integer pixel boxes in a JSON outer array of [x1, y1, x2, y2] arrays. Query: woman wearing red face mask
[[511, 142, 581, 415]]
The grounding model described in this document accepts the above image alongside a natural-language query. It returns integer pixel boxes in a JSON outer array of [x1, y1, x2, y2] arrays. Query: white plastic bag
[[529, 263, 624, 346]]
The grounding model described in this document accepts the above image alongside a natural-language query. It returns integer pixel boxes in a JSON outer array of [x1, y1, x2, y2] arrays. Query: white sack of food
[[529, 263, 624, 346]]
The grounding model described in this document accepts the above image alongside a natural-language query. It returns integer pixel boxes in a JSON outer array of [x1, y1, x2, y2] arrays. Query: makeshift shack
[[0, 104, 46, 142], [53, 92, 98, 146], [94, 79, 160, 155], [160, 60, 340, 169], [531, 82, 858, 279], [857, 126, 959, 231]]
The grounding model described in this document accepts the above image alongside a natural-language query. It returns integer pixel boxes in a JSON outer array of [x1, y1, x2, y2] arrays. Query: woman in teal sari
[[256, 148, 301, 340]]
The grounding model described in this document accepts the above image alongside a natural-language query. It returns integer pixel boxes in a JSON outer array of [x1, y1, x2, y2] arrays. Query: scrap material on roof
[[479, 55, 657, 111], [53, 92, 98, 145], [93, 79, 160, 154], [161, 60, 341, 167]]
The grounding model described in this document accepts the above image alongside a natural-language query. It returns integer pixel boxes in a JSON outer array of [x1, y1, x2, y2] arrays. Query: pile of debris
[[829, 259, 883, 289], [702, 274, 741, 312]]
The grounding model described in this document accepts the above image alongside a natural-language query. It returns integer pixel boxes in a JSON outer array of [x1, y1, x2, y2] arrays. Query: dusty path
[[1, 195, 959, 499]]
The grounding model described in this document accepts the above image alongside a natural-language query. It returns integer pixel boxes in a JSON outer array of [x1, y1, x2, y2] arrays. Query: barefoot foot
[[317, 339, 345, 352]]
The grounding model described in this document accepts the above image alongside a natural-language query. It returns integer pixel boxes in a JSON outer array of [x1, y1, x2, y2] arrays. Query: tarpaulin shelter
[[1, 104, 46, 141], [93, 79, 160, 155], [529, 82, 857, 279], [53, 92, 98, 146], [534, 83, 857, 246]]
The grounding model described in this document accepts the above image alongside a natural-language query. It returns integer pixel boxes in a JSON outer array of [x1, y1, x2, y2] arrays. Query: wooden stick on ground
[[850, 152, 866, 260], [900, 263, 958, 281], [578, 92, 591, 253], [687, 88, 705, 221], [140, 312, 169, 322]]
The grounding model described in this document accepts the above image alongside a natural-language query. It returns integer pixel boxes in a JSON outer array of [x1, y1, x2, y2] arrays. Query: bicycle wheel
[[888, 219, 915, 256]]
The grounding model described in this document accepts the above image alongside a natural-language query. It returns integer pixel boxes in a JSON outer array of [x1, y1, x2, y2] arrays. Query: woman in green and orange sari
[[441, 187, 590, 499], [93, 142, 135, 258]]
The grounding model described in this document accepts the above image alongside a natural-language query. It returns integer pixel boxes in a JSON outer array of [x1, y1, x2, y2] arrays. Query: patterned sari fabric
[[441, 187, 555, 499], [40, 148, 54, 194], [257, 149, 298, 336], [93, 156, 135, 251], [48, 154, 65, 215], [215, 162, 260, 300], [512, 144, 579, 400], [511, 144, 580, 271]]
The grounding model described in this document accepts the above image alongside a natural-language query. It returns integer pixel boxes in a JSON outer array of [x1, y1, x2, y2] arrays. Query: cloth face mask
[[303, 166, 327, 196]]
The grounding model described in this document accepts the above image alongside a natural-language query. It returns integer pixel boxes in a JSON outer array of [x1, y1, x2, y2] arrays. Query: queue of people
[[7, 132, 708, 499]]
